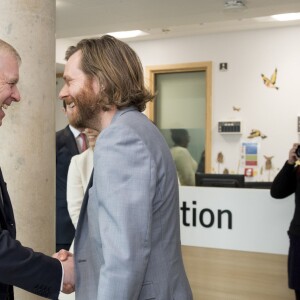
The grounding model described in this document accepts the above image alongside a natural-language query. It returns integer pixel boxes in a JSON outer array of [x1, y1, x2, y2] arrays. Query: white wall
[[56, 26, 300, 180], [129, 26, 300, 181]]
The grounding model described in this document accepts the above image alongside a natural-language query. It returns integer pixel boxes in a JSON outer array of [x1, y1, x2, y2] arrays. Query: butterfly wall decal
[[248, 129, 267, 139], [233, 106, 241, 112], [261, 68, 279, 90]]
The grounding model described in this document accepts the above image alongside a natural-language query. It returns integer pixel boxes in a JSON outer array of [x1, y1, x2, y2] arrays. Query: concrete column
[[0, 1, 56, 299]]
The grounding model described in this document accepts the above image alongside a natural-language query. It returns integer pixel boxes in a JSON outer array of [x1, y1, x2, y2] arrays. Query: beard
[[71, 84, 102, 130]]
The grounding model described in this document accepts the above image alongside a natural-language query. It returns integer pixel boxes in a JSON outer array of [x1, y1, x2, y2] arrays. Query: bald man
[[0, 39, 74, 299]]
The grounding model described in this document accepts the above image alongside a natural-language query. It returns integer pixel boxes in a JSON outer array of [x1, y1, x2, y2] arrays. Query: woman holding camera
[[271, 143, 300, 300]]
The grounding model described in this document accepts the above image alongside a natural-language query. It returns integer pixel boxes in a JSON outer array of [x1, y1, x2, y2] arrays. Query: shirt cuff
[[60, 260, 64, 291]]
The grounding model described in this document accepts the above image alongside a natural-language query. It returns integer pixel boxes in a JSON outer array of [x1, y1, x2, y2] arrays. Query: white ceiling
[[56, 0, 300, 69]]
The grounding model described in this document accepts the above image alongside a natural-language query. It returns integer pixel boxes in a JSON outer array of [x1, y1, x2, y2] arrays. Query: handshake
[[53, 249, 75, 294]]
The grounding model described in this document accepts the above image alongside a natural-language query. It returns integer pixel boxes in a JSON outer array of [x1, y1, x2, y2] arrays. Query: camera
[[296, 145, 300, 158]]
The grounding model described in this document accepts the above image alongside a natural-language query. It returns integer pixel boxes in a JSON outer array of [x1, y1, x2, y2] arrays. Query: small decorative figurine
[[217, 152, 224, 174], [264, 155, 274, 181], [223, 168, 229, 174]]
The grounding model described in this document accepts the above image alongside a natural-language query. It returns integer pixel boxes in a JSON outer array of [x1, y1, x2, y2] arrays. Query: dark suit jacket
[[0, 168, 62, 300], [56, 126, 79, 246]]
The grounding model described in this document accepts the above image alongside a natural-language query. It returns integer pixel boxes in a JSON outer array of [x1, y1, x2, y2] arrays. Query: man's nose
[[59, 84, 68, 100], [12, 86, 21, 102]]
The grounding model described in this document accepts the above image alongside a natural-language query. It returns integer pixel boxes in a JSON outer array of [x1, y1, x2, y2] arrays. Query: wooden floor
[[182, 246, 294, 300]]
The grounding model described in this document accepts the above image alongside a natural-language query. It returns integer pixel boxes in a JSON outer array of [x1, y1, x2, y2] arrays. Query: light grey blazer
[[74, 107, 193, 300]]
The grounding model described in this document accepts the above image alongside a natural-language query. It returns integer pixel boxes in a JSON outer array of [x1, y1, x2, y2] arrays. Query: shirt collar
[[69, 125, 82, 138]]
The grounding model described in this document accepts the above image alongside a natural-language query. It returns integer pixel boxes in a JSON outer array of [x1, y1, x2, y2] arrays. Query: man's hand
[[53, 250, 75, 294], [288, 143, 300, 165]]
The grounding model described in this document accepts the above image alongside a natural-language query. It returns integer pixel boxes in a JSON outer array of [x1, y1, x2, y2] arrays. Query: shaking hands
[[53, 249, 75, 294]]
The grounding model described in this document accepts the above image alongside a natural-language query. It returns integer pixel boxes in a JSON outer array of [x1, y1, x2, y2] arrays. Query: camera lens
[[296, 146, 300, 158]]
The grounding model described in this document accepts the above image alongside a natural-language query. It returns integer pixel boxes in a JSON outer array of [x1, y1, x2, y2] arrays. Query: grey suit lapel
[[74, 170, 94, 240]]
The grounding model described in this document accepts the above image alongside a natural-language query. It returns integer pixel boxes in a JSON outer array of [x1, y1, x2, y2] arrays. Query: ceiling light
[[106, 30, 148, 39], [271, 12, 300, 21], [224, 0, 246, 9]]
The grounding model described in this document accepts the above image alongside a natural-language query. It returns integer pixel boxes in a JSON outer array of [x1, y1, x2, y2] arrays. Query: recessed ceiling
[[56, 0, 300, 68]]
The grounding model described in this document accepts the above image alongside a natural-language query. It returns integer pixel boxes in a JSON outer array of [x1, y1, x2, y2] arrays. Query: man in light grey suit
[[58, 35, 193, 299]]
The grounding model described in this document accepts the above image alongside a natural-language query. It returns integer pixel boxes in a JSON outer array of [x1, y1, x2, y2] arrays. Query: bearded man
[[59, 35, 193, 300]]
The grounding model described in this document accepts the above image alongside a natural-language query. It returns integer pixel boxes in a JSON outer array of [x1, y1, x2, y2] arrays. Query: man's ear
[[92, 77, 104, 94]]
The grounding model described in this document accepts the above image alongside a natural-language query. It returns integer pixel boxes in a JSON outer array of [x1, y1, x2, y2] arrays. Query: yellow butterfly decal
[[248, 129, 267, 139], [261, 68, 279, 90]]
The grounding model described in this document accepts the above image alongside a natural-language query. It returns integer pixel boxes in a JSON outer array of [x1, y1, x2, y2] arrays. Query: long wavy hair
[[65, 35, 154, 112]]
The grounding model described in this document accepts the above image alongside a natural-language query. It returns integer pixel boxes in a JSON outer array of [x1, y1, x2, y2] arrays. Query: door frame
[[145, 62, 212, 173]]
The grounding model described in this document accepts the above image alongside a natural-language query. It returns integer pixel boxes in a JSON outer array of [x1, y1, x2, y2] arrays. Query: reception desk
[[180, 186, 294, 300]]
